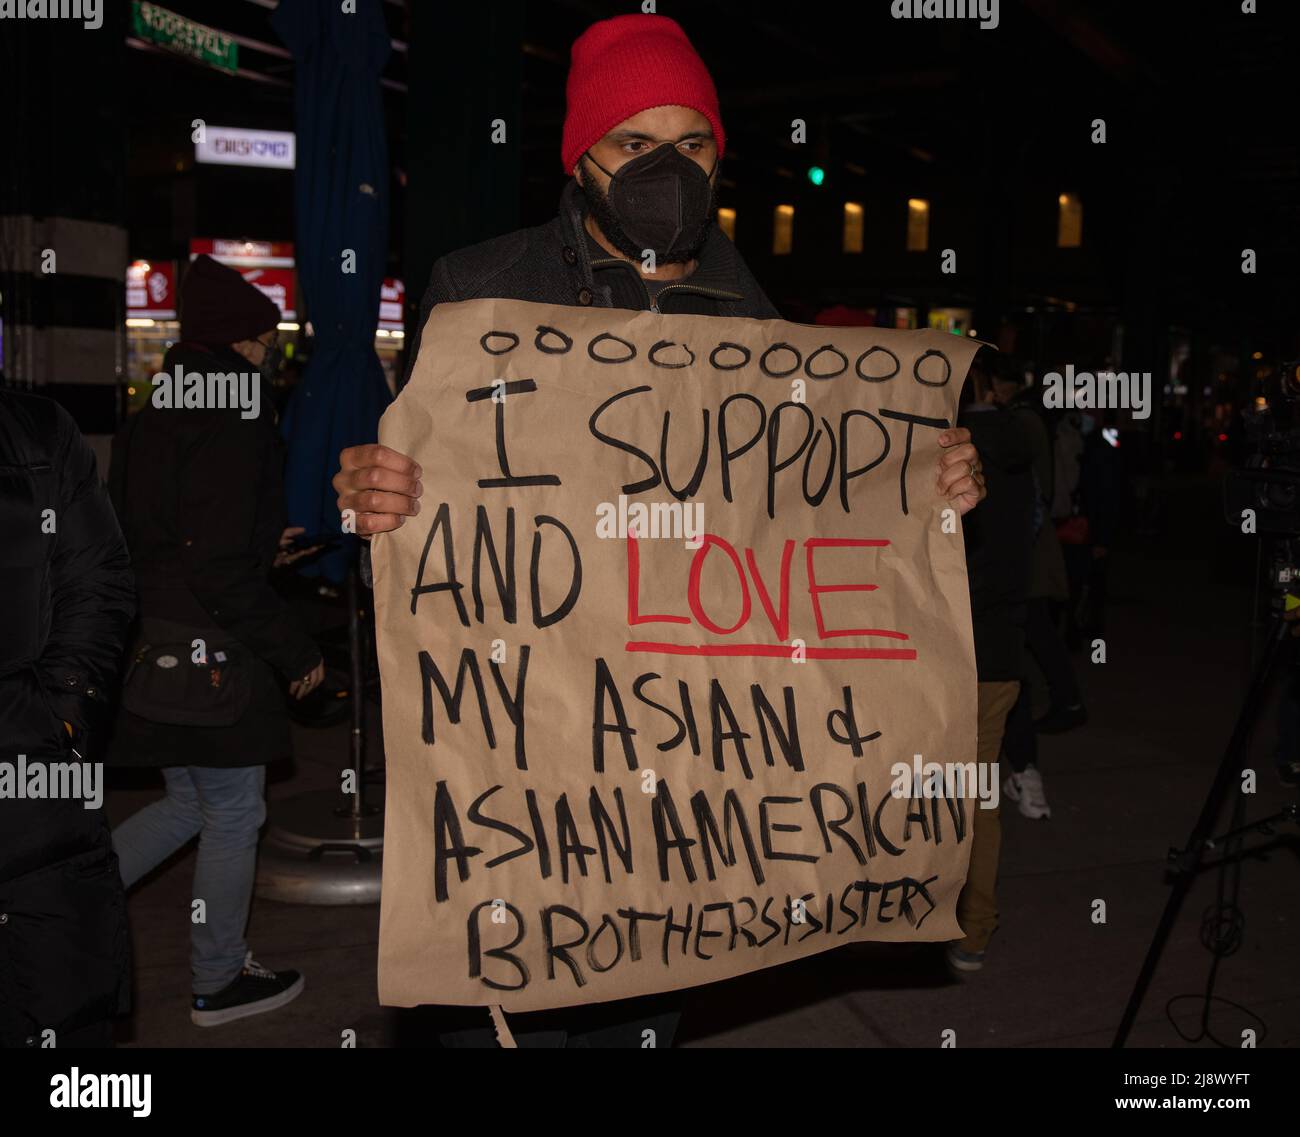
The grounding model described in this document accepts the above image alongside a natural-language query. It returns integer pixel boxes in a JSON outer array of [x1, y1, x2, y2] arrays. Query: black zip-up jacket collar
[[559, 179, 756, 314]]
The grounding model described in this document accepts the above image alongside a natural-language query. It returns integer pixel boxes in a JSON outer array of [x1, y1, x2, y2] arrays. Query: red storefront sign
[[188, 241, 400, 328], [190, 238, 297, 319], [126, 260, 177, 318], [190, 238, 294, 267], [236, 266, 297, 320], [379, 277, 405, 331]]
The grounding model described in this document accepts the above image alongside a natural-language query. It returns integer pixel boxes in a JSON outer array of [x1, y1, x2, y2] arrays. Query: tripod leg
[[1112, 618, 1288, 1046]]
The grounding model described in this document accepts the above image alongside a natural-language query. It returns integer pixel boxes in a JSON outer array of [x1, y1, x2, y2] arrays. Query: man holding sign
[[335, 14, 985, 1047]]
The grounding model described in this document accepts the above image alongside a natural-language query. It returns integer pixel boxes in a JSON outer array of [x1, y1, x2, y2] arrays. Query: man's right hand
[[333, 444, 424, 535]]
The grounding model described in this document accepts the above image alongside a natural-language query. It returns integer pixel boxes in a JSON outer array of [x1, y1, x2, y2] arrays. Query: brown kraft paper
[[372, 297, 982, 1011]]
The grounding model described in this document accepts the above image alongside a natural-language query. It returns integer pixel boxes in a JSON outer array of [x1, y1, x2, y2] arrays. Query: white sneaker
[[1003, 765, 1052, 819]]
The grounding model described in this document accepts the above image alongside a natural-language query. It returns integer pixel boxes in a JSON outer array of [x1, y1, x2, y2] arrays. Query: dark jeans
[[1003, 680, 1036, 773], [1063, 544, 1091, 648], [1025, 598, 1082, 708], [1003, 598, 1084, 773], [1064, 546, 1110, 644]]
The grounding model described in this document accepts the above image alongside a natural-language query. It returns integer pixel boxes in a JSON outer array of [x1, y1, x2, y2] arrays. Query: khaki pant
[[954, 680, 1020, 953]]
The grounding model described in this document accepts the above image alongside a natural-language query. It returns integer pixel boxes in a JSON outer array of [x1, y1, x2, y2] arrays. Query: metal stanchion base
[[255, 788, 384, 906]]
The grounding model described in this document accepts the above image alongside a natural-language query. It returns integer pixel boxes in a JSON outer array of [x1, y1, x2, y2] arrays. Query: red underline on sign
[[625, 642, 918, 660]]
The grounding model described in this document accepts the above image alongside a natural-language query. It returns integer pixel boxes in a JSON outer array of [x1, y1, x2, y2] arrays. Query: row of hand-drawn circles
[[479, 327, 952, 387]]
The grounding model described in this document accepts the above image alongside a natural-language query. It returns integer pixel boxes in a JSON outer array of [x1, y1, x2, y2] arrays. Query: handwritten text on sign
[[373, 299, 980, 1012]]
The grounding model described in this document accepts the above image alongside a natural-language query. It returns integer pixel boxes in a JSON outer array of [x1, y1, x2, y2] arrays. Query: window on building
[[843, 202, 864, 253], [773, 204, 794, 255], [1057, 192, 1083, 247], [906, 198, 929, 251], [717, 207, 736, 241]]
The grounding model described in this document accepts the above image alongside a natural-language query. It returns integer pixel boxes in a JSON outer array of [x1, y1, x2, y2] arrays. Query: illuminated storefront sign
[[187, 243, 403, 329], [126, 260, 177, 319], [190, 239, 297, 319], [379, 278, 405, 331], [195, 127, 296, 170]]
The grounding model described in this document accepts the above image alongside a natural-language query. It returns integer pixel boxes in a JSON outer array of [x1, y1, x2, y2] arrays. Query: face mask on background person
[[581, 143, 718, 263], [258, 338, 284, 381]]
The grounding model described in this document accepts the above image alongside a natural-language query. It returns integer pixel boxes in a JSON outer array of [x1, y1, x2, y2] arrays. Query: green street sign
[[131, 1, 238, 76]]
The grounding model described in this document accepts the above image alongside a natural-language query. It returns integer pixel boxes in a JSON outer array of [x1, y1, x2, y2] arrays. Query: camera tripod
[[1113, 613, 1299, 1046]]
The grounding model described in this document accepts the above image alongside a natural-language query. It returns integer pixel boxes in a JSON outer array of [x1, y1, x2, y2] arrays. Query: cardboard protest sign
[[372, 297, 981, 1012]]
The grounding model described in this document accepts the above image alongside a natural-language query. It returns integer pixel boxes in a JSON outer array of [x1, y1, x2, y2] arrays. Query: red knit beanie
[[561, 14, 725, 175]]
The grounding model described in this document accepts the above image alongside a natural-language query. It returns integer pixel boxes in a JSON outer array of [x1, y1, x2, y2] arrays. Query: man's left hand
[[936, 428, 986, 516]]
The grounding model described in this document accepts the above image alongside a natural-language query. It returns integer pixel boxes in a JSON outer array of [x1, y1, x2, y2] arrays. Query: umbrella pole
[[255, 558, 384, 906], [347, 564, 366, 819]]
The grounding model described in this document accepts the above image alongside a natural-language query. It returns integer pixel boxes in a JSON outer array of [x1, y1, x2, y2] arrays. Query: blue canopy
[[272, 0, 393, 582]]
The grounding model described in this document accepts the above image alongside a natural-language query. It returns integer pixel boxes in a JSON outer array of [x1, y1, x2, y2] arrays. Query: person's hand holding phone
[[289, 659, 326, 699], [274, 526, 327, 567]]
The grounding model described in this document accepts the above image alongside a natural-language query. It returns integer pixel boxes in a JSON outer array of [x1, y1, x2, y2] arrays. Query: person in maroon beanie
[[107, 255, 324, 1029], [334, 13, 987, 1047]]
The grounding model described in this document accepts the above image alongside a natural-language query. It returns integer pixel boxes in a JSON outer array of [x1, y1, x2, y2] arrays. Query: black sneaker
[[191, 953, 304, 1027], [1034, 703, 1088, 734]]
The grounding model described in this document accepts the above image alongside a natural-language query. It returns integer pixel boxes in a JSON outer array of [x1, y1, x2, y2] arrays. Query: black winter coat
[[959, 404, 1037, 682], [107, 343, 321, 768], [0, 390, 134, 1047]]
